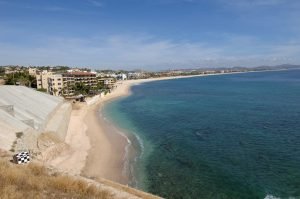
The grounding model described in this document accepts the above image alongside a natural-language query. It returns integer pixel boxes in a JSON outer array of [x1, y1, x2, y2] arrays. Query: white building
[[117, 73, 127, 80]]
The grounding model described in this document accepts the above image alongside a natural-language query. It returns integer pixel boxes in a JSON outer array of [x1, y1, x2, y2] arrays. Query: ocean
[[103, 70, 300, 199]]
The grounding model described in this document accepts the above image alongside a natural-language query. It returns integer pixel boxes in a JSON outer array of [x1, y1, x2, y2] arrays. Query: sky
[[0, 0, 300, 70]]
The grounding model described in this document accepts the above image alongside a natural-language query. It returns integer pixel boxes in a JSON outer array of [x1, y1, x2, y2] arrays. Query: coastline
[[81, 100, 129, 184], [79, 74, 232, 185], [56, 69, 291, 186], [64, 75, 209, 185]]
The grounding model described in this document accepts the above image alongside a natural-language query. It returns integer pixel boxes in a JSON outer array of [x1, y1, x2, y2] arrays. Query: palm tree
[[73, 82, 90, 95]]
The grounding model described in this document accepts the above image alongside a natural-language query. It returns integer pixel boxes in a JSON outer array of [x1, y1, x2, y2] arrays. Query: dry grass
[[0, 159, 112, 199], [95, 178, 161, 199]]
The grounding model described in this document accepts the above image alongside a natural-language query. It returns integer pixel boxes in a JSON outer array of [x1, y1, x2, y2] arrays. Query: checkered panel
[[14, 151, 30, 164]]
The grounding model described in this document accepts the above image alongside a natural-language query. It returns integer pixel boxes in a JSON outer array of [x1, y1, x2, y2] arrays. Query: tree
[[4, 71, 36, 88], [28, 75, 37, 88], [18, 76, 29, 86], [73, 82, 90, 95], [0, 67, 5, 76], [97, 81, 104, 90]]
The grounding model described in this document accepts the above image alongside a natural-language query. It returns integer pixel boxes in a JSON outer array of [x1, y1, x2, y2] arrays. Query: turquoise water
[[103, 70, 300, 199]]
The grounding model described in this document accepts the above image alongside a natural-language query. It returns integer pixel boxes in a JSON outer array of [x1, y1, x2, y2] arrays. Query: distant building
[[62, 72, 97, 96], [98, 77, 116, 89], [36, 70, 53, 91], [67, 68, 82, 73], [4, 66, 25, 74], [28, 68, 37, 76], [128, 72, 144, 79], [117, 73, 127, 80], [48, 74, 63, 96]]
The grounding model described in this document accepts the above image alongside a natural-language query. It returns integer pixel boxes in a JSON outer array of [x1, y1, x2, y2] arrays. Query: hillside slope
[[0, 151, 161, 199]]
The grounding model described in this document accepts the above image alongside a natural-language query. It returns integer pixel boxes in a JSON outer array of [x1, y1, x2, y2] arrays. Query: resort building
[[48, 74, 63, 96], [62, 72, 97, 96], [128, 72, 145, 79], [36, 70, 53, 91], [98, 77, 116, 89]]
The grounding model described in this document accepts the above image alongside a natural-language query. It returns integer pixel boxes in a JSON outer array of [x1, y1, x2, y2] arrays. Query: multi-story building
[[48, 74, 63, 96], [36, 70, 53, 91], [117, 73, 127, 80], [62, 72, 97, 96], [35, 70, 115, 97], [98, 77, 116, 89]]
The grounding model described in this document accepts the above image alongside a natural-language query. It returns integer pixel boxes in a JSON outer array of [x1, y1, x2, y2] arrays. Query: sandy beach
[[80, 78, 172, 184], [53, 73, 246, 184], [49, 75, 203, 183]]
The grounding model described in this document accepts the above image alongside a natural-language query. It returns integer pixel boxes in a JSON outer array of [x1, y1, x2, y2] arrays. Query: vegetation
[[0, 159, 112, 199], [0, 67, 5, 77], [73, 82, 91, 95], [5, 72, 37, 88], [37, 88, 47, 93], [94, 178, 161, 199], [51, 66, 70, 73], [70, 82, 107, 96]]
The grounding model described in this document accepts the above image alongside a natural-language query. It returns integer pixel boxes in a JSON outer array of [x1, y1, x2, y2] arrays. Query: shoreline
[[57, 69, 291, 186], [79, 72, 243, 186], [81, 101, 129, 184]]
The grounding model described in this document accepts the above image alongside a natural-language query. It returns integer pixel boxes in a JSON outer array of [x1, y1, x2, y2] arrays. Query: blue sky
[[0, 0, 299, 70]]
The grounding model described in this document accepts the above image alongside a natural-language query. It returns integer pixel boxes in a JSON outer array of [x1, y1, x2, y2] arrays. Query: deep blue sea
[[103, 70, 300, 199]]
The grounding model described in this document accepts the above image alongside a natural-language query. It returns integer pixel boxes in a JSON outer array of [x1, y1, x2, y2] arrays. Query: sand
[[46, 103, 90, 176], [81, 79, 154, 184], [82, 101, 129, 184], [54, 73, 239, 184], [80, 76, 213, 183]]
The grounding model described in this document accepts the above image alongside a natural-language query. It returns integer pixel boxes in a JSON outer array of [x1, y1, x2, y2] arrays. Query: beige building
[[36, 70, 105, 97], [48, 74, 63, 96], [28, 68, 37, 76], [62, 72, 97, 96], [36, 70, 53, 91], [98, 78, 116, 89]]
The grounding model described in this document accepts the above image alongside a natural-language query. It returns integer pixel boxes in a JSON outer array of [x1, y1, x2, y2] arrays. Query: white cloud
[[0, 34, 299, 69]]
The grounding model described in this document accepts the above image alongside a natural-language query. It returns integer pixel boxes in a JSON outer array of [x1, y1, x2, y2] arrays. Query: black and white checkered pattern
[[16, 152, 29, 157], [13, 152, 30, 164]]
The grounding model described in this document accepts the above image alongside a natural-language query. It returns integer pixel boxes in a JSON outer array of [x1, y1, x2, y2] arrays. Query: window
[[58, 83, 61, 85]]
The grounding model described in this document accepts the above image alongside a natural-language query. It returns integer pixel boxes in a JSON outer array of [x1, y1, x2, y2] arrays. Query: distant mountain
[[254, 64, 300, 70]]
